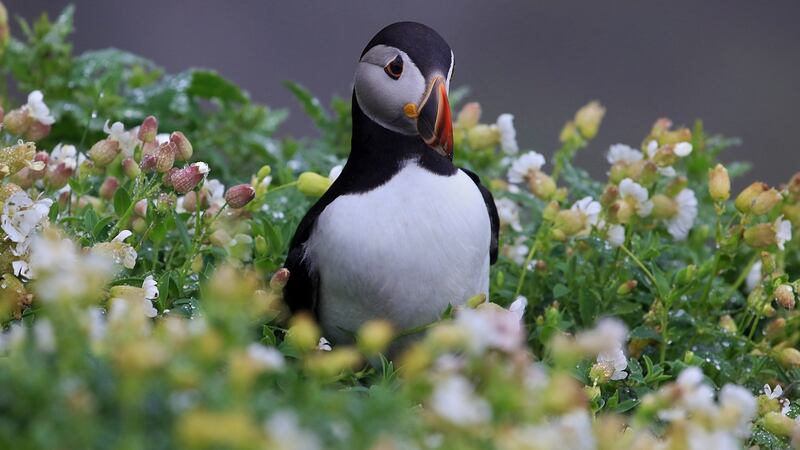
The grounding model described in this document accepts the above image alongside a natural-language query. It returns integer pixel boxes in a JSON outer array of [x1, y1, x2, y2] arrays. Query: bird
[[283, 21, 499, 346]]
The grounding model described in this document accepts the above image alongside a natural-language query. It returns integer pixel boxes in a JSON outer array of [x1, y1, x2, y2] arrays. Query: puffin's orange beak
[[414, 76, 453, 160]]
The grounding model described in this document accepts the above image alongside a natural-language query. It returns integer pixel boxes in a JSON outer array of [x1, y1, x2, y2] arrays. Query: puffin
[[283, 21, 499, 345]]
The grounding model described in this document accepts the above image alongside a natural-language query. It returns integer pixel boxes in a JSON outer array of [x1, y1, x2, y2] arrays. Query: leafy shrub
[[0, 5, 798, 449]]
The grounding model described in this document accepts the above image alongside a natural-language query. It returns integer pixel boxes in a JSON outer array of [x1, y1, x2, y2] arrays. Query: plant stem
[[619, 244, 657, 288]]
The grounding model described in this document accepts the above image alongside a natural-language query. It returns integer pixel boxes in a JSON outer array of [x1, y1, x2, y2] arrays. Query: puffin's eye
[[384, 55, 403, 80]]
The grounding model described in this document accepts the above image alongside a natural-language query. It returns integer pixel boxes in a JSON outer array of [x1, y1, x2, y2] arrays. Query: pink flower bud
[[170, 131, 193, 161], [99, 176, 120, 200], [24, 121, 51, 141], [162, 167, 179, 188], [122, 157, 141, 179], [182, 190, 209, 212], [134, 199, 148, 217], [155, 141, 177, 173], [170, 162, 209, 193], [11, 167, 34, 189], [270, 268, 290, 290], [58, 189, 71, 210], [137, 115, 158, 143], [224, 184, 256, 209], [88, 138, 121, 167], [45, 162, 73, 189], [140, 154, 157, 172]]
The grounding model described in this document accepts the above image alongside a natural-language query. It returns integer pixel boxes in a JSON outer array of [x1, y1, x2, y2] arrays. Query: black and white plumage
[[283, 22, 499, 344]]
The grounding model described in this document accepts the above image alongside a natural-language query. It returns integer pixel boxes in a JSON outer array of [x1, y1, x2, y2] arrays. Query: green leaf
[[284, 81, 330, 130], [172, 211, 192, 252], [113, 187, 131, 217], [553, 284, 569, 299], [187, 70, 248, 103], [630, 326, 663, 342]]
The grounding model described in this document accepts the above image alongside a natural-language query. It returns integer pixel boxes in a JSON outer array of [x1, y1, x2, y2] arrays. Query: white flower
[[264, 410, 322, 450], [155, 133, 171, 144], [30, 235, 116, 303], [666, 189, 698, 241], [597, 348, 628, 380], [619, 178, 653, 217], [607, 144, 643, 165], [606, 223, 626, 248], [720, 384, 757, 438], [775, 216, 792, 250], [659, 366, 716, 420], [12, 260, 32, 279], [508, 296, 528, 321], [686, 426, 739, 450], [317, 337, 332, 352], [192, 161, 210, 175], [246, 343, 286, 371], [113, 230, 133, 243], [103, 120, 139, 156], [495, 198, 522, 232], [33, 319, 56, 353], [674, 141, 693, 157], [24, 90, 56, 125], [142, 275, 159, 318], [49, 143, 78, 170], [455, 302, 527, 353], [206, 179, 226, 208], [496, 113, 519, 155], [764, 384, 783, 400], [430, 375, 491, 426], [780, 399, 791, 416], [746, 261, 763, 292], [645, 140, 659, 158], [1, 191, 53, 256], [570, 196, 601, 228], [507, 151, 545, 184], [328, 164, 344, 182]]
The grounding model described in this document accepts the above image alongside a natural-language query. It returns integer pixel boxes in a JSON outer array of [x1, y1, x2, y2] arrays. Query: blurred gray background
[[6, 0, 800, 184]]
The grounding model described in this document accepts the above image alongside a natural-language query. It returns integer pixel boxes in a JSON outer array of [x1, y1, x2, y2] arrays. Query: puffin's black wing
[[283, 189, 341, 314], [461, 168, 499, 264]]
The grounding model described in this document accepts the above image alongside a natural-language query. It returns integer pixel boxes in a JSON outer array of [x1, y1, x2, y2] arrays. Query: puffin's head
[[354, 22, 454, 159]]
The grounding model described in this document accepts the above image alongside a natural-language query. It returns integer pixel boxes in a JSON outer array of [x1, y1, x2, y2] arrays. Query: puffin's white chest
[[305, 161, 491, 342]]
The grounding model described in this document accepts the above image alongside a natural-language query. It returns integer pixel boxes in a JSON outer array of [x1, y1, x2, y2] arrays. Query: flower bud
[[559, 121, 579, 144], [357, 320, 395, 355], [651, 194, 678, 219], [554, 209, 585, 236], [617, 280, 637, 296], [708, 164, 730, 202], [601, 184, 619, 206], [99, 176, 120, 200], [253, 236, 269, 258], [743, 223, 777, 248], [735, 182, 767, 213], [609, 199, 633, 224], [137, 116, 158, 143], [122, 157, 141, 179], [651, 145, 677, 168], [170, 162, 209, 193], [134, 199, 148, 217], [782, 204, 800, 227], [718, 314, 737, 333], [142, 140, 158, 156], [170, 131, 193, 161], [527, 170, 556, 200], [140, 154, 157, 172], [298, 172, 332, 197], [224, 184, 255, 209], [762, 412, 795, 437], [131, 217, 147, 234], [542, 201, 560, 222], [269, 268, 290, 291], [209, 229, 232, 247], [257, 165, 272, 180], [24, 121, 51, 141], [465, 124, 500, 149], [88, 138, 121, 167], [455, 102, 481, 129], [750, 188, 783, 215], [589, 362, 614, 385], [664, 176, 688, 198], [765, 318, 786, 340], [574, 101, 605, 140], [30, 152, 48, 179], [45, 163, 73, 189], [774, 284, 795, 309], [2, 109, 31, 136], [777, 347, 800, 368], [155, 141, 177, 173], [286, 313, 321, 352]]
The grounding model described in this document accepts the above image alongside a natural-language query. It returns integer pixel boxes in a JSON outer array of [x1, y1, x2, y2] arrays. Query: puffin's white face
[[355, 45, 454, 136]]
